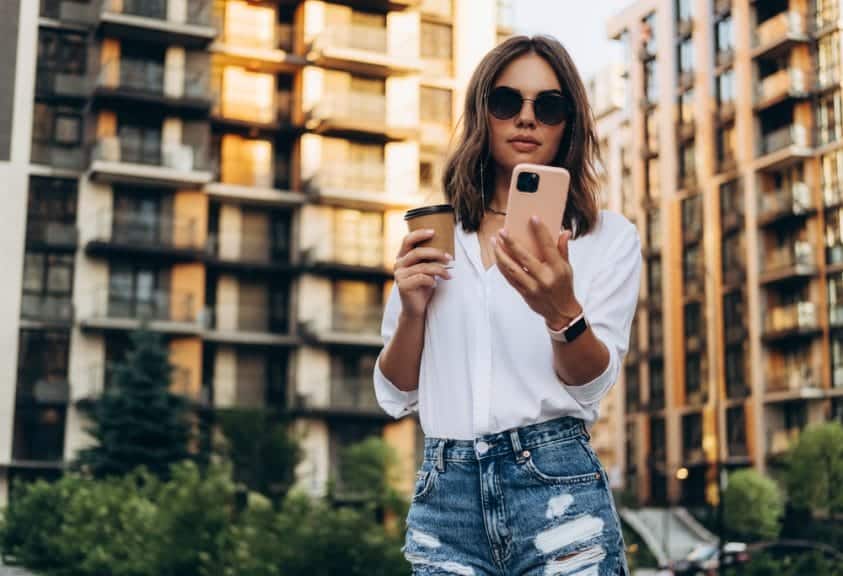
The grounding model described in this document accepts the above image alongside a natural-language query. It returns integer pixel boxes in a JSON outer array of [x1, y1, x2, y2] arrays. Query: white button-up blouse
[[373, 210, 642, 440]]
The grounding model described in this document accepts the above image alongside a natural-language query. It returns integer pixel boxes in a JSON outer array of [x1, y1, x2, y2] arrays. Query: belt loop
[[580, 421, 591, 441], [510, 430, 526, 463], [435, 439, 447, 472]]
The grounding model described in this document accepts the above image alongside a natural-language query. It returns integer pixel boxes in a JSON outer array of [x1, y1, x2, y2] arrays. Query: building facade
[[599, 0, 843, 506], [0, 0, 514, 504]]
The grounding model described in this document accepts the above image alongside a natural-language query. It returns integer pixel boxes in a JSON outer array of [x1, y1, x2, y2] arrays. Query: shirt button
[[475, 441, 490, 455]]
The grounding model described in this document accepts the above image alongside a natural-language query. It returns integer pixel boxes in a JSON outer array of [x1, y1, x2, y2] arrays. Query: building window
[[421, 21, 452, 60], [725, 344, 748, 398], [679, 140, 696, 188], [12, 405, 66, 462], [683, 243, 702, 293], [626, 365, 640, 412], [822, 149, 843, 207], [681, 193, 702, 242], [677, 88, 694, 128], [333, 209, 384, 268], [816, 0, 840, 31], [650, 360, 665, 411], [685, 352, 704, 402], [722, 232, 745, 280], [219, 66, 275, 123], [644, 58, 658, 104], [108, 265, 166, 319], [646, 158, 660, 203], [26, 177, 77, 247], [642, 12, 657, 57], [333, 280, 383, 334], [21, 252, 74, 323], [420, 86, 452, 125], [36, 29, 86, 94], [715, 15, 734, 62], [31, 104, 83, 162], [116, 121, 162, 166], [649, 309, 664, 356], [16, 330, 70, 402], [645, 109, 659, 151], [727, 406, 747, 456], [676, 0, 693, 23], [717, 123, 737, 170], [716, 69, 735, 108], [677, 37, 694, 79], [817, 90, 843, 146]]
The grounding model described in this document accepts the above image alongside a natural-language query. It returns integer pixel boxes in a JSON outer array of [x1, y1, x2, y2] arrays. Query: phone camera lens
[[517, 172, 540, 193]]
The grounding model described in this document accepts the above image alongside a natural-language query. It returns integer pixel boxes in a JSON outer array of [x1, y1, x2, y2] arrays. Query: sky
[[512, 0, 633, 79]]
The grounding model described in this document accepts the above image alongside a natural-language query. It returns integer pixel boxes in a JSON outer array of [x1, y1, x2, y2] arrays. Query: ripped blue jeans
[[403, 416, 629, 576]]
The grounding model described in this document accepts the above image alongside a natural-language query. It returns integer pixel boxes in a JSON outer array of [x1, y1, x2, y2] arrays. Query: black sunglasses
[[488, 86, 570, 126]]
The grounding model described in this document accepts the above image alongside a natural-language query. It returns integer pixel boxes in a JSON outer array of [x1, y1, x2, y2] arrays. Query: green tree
[[75, 330, 192, 480], [785, 422, 843, 517], [216, 409, 301, 502], [338, 436, 407, 517], [723, 468, 783, 541]]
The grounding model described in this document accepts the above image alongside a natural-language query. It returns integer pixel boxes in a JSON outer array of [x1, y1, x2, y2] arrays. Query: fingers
[[528, 216, 560, 264], [399, 273, 437, 291], [557, 229, 572, 262], [396, 262, 451, 282], [398, 229, 436, 258], [397, 247, 452, 270], [493, 237, 536, 294]]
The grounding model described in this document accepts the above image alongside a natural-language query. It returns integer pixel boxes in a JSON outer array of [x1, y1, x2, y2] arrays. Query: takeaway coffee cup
[[404, 204, 455, 259]]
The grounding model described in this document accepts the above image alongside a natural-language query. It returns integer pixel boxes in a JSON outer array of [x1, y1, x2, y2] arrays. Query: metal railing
[[31, 143, 85, 170], [753, 11, 807, 49], [329, 376, 380, 412], [20, 294, 74, 323], [765, 362, 823, 393], [218, 21, 293, 52], [88, 287, 199, 324], [93, 136, 207, 172], [764, 301, 818, 334], [758, 182, 812, 220], [762, 240, 814, 273], [314, 25, 388, 54], [101, 0, 212, 27], [331, 306, 383, 335], [310, 163, 386, 193], [97, 58, 209, 100], [26, 220, 78, 247], [204, 303, 288, 334], [92, 209, 202, 250], [756, 68, 808, 104], [205, 231, 290, 264], [761, 124, 809, 155], [311, 93, 386, 125]]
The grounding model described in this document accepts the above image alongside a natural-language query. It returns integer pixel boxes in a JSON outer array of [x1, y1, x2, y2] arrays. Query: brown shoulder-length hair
[[442, 35, 601, 237]]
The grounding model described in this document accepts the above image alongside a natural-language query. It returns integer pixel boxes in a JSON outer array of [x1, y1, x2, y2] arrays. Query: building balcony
[[757, 182, 813, 227], [755, 68, 810, 110], [97, 0, 216, 48], [94, 59, 211, 114], [206, 165, 306, 207], [722, 263, 746, 288], [303, 239, 392, 280], [40, 0, 97, 24], [767, 426, 801, 456], [752, 12, 810, 60], [816, 67, 841, 93], [204, 231, 295, 274], [211, 89, 296, 131], [763, 301, 820, 342], [85, 209, 205, 260], [765, 362, 824, 401], [35, 70, 90, 101], [213, 22, 302, 70], [202, 304, 296, 347], [760, 241, 816, 284], [300, 306, 384, 348], [829, 304, 843, 330], [721, 206, 744, 233], [306, 163, 424, 210], [292, 376, 387, 420], [25, 220, 78, 251], [422, 57, 453, 78], [89, 136, 213, 188], [757, 124, 812, 169], [31, 143, 85, 171], [305, 94, 416, 140], [20, 294, 74, 326], [726, 379, 751, 400], [79, 287, 202, 334], [327, 0, 421, 12], [75, 363, 204, 406], [308, 25, 422, 76]]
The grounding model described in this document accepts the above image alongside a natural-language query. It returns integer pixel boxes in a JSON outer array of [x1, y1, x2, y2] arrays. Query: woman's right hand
[[394, 229, 452, 319]]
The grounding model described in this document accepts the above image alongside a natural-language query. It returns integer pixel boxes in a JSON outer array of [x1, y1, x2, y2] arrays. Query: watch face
[[565, 316, 588, 342]]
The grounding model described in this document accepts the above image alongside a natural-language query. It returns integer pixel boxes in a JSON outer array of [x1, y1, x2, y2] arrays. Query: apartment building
[[0, 0, 513, 504], [600, 0, 843, 506]]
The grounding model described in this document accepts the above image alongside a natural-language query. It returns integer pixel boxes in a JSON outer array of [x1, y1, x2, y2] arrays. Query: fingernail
[[426, 229, 435, 234], [499, 229, 508, 238], [445, 253, 453, 261], [530, 216, 539, 224]]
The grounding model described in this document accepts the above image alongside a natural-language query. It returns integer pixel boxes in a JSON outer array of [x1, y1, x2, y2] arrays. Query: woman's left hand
[[493, 216, 583, 330]]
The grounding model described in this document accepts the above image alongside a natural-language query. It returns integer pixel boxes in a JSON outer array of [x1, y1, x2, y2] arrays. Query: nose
[[516, 98, 537, 128]]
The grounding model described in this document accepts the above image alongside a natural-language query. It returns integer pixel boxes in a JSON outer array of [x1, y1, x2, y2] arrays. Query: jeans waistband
[[422, 415, 588, 465]]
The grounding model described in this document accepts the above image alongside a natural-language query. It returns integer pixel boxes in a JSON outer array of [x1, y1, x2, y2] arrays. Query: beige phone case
[[503, 163, 570, 260]]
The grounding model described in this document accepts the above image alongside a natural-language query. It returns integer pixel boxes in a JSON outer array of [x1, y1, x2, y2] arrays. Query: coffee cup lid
[[404, 204, 454, 221]]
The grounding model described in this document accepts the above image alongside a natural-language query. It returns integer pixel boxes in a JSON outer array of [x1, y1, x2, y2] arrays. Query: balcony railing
[[764, 301, 818, 335], [36, 70, 90, 99], [93, 136, 207, 172], [89, 287, 199, 324], [753, 11, 808, 50], [767, 426, 800, 455], [310, 163, 386, 194], [218, 22, 293, 53], [206, 231, 290, 264], [756, 68, 809, 105], [329, 376, 380, 413], [79, 362, 198, 403], [101, 0, 212, 27], [762, 240, 815, 275], [20, 294, 74, 324], [760, 124, 809, 155], [91, 209, 202, 251], [758, 182, 812, 221], [97, 59, 209, 101], [310, 93, 386, 126], [314, 25, 388, 54], [31, 143, 85, 170], [332, 305, 383, 335], [26, 220, 78, 247], [204, 303, 288, 334], [766, 362, 823, 394]]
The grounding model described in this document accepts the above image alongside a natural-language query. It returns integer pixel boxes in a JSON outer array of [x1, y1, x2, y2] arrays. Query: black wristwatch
[[547, 312, 589, 344]]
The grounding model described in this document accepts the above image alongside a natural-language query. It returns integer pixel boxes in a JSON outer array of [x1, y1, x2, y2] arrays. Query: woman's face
[[487, 52, 568, 175]]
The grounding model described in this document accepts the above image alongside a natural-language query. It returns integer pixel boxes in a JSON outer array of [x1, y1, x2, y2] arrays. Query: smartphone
[[503, 163, 570, 260]]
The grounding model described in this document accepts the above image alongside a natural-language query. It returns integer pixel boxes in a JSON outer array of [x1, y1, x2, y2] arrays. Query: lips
[[509, 136, 540, 152]]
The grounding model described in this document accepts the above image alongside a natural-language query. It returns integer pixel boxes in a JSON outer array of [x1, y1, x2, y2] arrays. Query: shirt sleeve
[[373, 282, 419, 418], [562, 218, 642, 407]]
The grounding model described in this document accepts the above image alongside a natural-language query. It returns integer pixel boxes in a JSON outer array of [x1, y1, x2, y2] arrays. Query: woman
[[375, 35, 640, 576]]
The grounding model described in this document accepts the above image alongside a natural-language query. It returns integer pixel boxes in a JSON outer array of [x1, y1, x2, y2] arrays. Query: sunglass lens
[[489, 87, 522, 120], [534, 94, 568, 125]]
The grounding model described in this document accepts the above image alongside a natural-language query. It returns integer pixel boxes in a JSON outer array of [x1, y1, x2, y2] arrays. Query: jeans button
[[475, 441, 490, 455]]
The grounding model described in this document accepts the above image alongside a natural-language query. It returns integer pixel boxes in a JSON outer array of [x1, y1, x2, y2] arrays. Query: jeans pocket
[[412, 466, 439, 502], [520, 437, 603, 486]]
